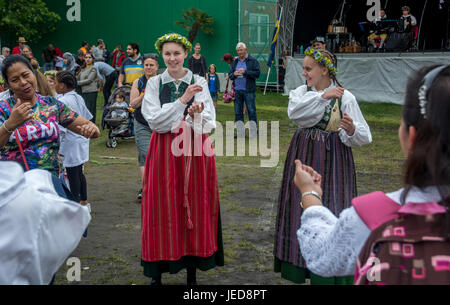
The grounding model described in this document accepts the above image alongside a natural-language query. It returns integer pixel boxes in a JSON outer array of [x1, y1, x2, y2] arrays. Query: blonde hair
[[35, 70, 56, 96]]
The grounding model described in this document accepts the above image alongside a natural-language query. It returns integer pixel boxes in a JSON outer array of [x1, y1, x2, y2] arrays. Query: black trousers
[[103, 71, 118, 106], [66, 164, 87, 202], [82, 91, 98, 124]]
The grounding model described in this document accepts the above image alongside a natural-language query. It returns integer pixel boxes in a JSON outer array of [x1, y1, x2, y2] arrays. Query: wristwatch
[[299, 190, 322, 209]]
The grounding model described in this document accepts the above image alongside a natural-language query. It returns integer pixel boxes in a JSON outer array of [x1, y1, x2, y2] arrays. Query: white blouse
[[288, 84, 372, 147], [297, 186, 448, 277], [57, 91, 93, 168], [0, 161, 90, 284], [141, 69, 216, 134]]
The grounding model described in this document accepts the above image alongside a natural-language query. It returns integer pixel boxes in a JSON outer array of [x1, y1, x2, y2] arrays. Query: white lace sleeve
[[297, 205, 371, 277]]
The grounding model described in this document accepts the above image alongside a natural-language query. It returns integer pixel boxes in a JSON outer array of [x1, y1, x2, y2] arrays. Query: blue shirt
[[234, 54, 248, 91], [94, 62, 115, 82], [208, 74, 217, 93]]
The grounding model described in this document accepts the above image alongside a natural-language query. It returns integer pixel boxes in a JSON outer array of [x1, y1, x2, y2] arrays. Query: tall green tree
[[175, 7, 214, 44], [0, 0, 60, 45]]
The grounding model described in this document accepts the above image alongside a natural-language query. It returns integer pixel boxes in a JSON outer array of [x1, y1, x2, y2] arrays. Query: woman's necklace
[[173, 80, 181, 97]]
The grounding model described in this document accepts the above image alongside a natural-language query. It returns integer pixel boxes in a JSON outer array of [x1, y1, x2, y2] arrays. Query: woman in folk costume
[[274, 47, 372, 284], [140, 33, 224, 285]]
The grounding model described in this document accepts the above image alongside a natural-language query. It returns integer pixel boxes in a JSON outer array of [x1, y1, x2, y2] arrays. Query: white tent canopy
[[283, 53, 450, 104]]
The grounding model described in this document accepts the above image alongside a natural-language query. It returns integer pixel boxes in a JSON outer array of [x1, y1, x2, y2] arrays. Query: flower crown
[[304, 47, 337, 76], [44, 70, 57, 78], [155, 33, 192, 53]]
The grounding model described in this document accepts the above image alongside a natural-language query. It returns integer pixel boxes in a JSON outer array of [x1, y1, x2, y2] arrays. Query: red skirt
[[141, 122, 220, 262]]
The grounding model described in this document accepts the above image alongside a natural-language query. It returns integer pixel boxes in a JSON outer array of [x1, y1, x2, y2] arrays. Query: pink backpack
[[353, 191, 450, 285]]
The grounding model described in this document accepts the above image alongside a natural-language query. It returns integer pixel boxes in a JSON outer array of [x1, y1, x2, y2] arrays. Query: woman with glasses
[[130, 53, 159, 201]]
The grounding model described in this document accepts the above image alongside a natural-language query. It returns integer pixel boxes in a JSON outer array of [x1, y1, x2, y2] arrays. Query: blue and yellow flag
[[267, 8, 282, 68]]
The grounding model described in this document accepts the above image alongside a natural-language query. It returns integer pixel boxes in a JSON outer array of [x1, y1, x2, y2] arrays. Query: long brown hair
[[402, 65, 450, 236]]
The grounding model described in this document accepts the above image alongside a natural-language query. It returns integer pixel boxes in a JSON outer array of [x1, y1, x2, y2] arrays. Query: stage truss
[[277, 0, 298, 56]]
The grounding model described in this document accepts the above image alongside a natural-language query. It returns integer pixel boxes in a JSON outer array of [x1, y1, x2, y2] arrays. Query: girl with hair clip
[[140, 33, 223, 285], [274, 47, 372, 284], [294, 64, 450, 284]]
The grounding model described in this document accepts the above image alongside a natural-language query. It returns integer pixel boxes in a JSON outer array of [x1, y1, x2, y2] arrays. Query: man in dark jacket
[[228, 42, 260, 138]]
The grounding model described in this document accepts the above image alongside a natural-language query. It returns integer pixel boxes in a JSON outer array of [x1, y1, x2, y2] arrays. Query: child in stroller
[[110, 92, 128, 119], [102, 86, 134, 148]]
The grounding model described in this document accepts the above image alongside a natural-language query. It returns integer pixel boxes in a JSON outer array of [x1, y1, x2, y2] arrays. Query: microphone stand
[[339, 0, 347, 24], [417, 0, 428, 50]]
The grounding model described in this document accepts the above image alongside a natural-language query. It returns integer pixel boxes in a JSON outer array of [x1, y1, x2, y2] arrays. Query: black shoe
[[151, 275, 162, 286], [186, 267, 197, 286], [137, 189, 142, 201]]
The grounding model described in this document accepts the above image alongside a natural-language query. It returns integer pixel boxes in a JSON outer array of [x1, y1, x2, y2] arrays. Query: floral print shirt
[[0, 94, 79, 176]]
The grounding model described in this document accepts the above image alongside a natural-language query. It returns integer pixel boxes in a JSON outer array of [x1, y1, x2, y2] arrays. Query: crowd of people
[[0, 30, 448, 286]]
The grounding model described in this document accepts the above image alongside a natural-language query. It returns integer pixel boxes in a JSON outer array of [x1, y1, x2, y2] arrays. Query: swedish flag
[[267, 8, 282, 68]]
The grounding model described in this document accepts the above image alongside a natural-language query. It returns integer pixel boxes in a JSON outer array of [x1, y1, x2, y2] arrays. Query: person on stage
[[310, 36, 327, 51], [140, 33, 224, 285], [273, 47, 372, 284], [400, 6, 417, 32]]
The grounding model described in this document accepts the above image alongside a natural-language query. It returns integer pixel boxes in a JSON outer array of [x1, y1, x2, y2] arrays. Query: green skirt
[[274, 257, 354, 285], [141, 211, 224, 278]]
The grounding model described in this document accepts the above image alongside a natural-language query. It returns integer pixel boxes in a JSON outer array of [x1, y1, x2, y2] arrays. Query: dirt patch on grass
[[54, 100, 404, 285]]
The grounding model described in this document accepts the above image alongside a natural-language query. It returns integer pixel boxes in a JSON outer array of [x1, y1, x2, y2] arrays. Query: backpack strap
[[352, 191, 401, 230]]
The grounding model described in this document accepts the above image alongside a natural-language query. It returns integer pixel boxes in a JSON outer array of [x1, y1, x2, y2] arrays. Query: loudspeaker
[[385, 32, 412, 51]]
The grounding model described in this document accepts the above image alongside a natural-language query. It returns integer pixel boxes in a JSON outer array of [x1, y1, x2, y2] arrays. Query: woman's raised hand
[[293, 160, 323, 197], [180, 84, 203, 104], [340, 113, 355, 136], [188, 101, 205, 121], [8, 98, 32, 129], [322, 87, 345, 100]]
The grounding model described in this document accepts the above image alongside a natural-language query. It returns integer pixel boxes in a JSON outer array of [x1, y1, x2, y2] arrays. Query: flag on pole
[[266, 7, 282, 68]]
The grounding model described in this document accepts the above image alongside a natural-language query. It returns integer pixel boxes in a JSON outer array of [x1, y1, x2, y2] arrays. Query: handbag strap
[[3, 100, 30, 171], [225, 77, 230, 93]]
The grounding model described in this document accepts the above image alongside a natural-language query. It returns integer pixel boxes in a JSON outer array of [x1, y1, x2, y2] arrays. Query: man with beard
[[118, 42, 144, 87]]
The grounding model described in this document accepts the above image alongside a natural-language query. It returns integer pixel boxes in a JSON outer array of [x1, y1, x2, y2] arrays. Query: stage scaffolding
[[237, 0, 298, 90], [277, 0, 298, 58]]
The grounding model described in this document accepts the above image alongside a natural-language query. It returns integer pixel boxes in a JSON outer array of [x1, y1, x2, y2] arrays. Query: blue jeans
[[234, 90, 257, 124]]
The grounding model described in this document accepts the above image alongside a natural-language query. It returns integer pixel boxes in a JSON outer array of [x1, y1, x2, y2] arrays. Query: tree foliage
[[0, 0, 61, 44], [175, 7, 214, 44]]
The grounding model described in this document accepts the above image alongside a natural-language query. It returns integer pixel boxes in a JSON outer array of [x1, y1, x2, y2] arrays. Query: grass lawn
[[55, 88, 405, 285]]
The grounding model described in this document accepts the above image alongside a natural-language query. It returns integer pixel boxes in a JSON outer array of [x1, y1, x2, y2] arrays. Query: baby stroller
[[101, 86, 134, 148]]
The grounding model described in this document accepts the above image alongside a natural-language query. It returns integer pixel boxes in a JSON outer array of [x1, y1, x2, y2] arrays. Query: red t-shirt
[[12, 46, 34, 57]]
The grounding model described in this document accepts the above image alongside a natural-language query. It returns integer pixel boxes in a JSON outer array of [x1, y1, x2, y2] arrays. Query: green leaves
[[174, 7, 215, 44], [0, 0, 61, 43]]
